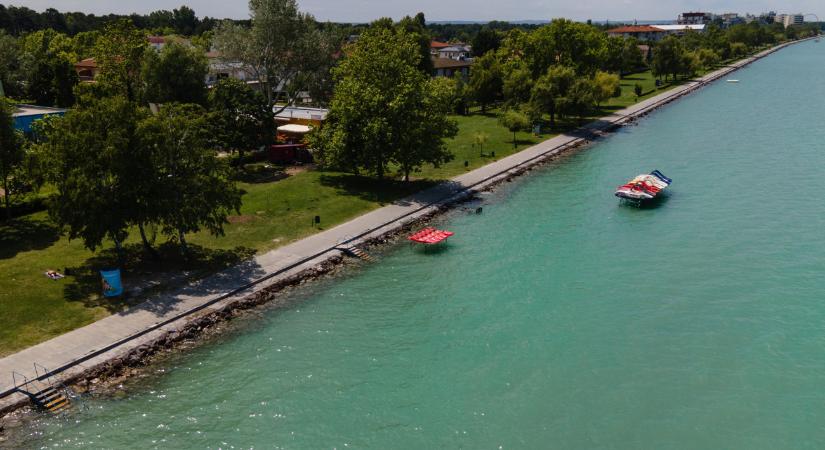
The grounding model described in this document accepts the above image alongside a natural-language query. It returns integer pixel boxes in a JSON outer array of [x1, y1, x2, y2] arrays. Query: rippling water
[[11, 41, 825, 449]]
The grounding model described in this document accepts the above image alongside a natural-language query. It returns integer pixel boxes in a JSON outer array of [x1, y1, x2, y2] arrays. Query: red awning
[[408, 227, 454, 244]]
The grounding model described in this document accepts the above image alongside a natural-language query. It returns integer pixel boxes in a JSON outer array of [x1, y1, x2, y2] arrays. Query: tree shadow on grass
[[234, 163, 290, 184], [621, 75, 647, 81], [318, 173, 441, 205], [63, 242, 258, 315], [0, 215, 61, 260]]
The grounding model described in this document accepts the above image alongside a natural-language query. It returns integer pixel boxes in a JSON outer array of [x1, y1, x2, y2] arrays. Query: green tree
[[525, 19, 607, 76], [472, 27, 501, 56], [172, 5, 199, 36], [603, 36, 624, 73], [473, 131, 489, 156], [652, 35, 686, 81], [214, 0, 338, 118], [591, 71, 620, 108], [530, 64, 575, 127], [36, 96, 147, 256], [397, 13, 433, 75], [19, 29, 77, 106], [138, 103, 242, 252], [142, 42, 208, 105], [94, 19, 148, 101], [208, 77, 270, 157], [468, 52, 502, 112], [499, 109, 529, 149], [502, 61, 533, 106], [71, 30, 100, 59], [560, 78, 594, 122], [730, 42, 748, 58], [309, 24, 457, 181], [0, 100, 23, 218], [0, 30, 23, 98], [451, 76, 472, 115], [620, 37, 645, 76], [634, 83, 643, 98]]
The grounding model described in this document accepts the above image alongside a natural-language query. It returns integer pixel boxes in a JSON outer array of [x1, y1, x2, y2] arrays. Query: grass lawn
[[0, 66, 707, 356], [0, 171, 435, 356]]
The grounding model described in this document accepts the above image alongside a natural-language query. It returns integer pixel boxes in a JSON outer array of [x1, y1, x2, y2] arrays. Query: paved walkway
[[0, 40, 802, 411]]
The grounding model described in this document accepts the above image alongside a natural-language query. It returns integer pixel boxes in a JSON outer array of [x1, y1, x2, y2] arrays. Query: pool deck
[[0, 39, 808, 413]]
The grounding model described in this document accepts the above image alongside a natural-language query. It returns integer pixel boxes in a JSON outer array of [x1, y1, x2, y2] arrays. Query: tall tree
[[0, 99, 23, 218], [138, 103, 241, 252], [502, 60, 533, 106], [309, 24, 457, 180], [530, 65, 575, 127], [397, 13, 433, 75], [525, 19, 608, 76], [36, 97, 147, 255], [214, 0, 338, 118], [468, 52, 502, 113], [172, 6, 199, 36], [652, 35, 686, 81], [142, 42, 208, 105], [560, 78, 594, 122], [591, 71, 620, 108], [620, 37, 645, 76], [19, 29, 78, 106], [208, 77, 270, 157], [0, 30, 23, 98], [94, 19, 147, 101], [472, 27, 502, 57]]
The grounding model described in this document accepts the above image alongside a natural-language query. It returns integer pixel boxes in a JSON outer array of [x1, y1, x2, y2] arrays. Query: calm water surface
[[13, 41, 825, 449]]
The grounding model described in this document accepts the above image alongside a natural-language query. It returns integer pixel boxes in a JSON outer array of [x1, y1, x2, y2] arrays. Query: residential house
[[205, 50, 254, 87], [430, 40, 450, 56], [607, 24, 705, 42], [148, 36, 166, 51], [652, 24, 706, 35], [74, 58, 99, 82], [607, 25, 668, 42], [437, 45, 472, 60], [432, 57, 472, 78], [678, 12, 714, 25], [73, 36, 174, 83]]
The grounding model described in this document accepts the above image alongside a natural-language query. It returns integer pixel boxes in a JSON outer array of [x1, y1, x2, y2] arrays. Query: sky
[[10, 0, 824, 23]]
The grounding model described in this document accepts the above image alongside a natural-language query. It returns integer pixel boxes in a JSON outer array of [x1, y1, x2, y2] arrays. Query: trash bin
[[100, 269, 123, 297]]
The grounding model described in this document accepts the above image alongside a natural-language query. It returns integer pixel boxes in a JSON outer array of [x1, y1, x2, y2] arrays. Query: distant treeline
[[0, 4, 240, 36], [0, 4, 551, 41]]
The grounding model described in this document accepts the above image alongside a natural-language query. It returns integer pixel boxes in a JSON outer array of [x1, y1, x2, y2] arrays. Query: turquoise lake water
[[12, 41, 825, 449]]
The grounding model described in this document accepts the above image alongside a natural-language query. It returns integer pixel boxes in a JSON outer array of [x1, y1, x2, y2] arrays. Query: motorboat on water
[[726, 79, 739, 83], [615, 170, 672, 202]]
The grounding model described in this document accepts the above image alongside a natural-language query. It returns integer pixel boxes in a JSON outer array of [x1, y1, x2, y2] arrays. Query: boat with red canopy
[[408, 227, 454, 245]]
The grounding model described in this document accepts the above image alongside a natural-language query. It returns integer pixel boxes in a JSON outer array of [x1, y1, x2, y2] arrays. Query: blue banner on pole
[[100, 269, 123, 297]]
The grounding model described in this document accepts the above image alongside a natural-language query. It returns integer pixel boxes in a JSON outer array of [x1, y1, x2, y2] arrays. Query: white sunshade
[[277, 124, 312, 134]]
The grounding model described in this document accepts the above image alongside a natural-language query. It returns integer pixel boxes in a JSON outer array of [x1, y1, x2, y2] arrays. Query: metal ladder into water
[[12, 363, 73, 414]]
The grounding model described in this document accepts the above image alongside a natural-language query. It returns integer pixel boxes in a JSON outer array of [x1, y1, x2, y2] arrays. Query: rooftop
[[74, 57, 97, 68], [439, 45, 471, 52], [653, 24, 706, 31], [274, 106, 329, 121], [607, 25, 665, 33], [13, 105, 67, 117], [430, 41, 451, 49]]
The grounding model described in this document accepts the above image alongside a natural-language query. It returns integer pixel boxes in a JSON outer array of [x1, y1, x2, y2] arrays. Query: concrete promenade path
[[0, 41, 799, 411]]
